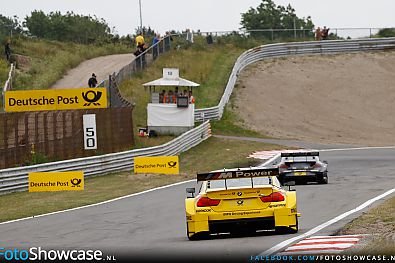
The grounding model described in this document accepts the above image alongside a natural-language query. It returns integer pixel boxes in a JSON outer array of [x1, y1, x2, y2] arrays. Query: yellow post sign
[[5, 88, 107, 112], [134, 156, 179, 174], [28, 171, 84, 192]]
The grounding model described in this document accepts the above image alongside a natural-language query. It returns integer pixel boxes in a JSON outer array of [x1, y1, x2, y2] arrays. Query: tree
[[377, 28, 395, 37], [0, 14, 23, 39], [24, 10, 112, 44], [24, 10, 50, 38], [240, 0, 314, 38]]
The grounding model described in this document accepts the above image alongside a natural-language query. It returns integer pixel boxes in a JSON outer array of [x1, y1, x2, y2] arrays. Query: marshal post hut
[[143, 68, 199, 135]]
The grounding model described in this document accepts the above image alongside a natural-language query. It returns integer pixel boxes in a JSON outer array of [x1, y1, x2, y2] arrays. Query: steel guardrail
[[0, 121, 211, 194], [194, 37, 395, 122]]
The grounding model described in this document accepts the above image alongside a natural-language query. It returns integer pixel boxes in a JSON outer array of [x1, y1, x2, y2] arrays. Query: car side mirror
[[323, 160, 328, 164], [283, 181, 295, 191], [186, 188, 195, 198]]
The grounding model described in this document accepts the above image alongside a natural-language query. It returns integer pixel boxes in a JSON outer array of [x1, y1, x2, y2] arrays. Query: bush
[[377, 28, 395, 37]]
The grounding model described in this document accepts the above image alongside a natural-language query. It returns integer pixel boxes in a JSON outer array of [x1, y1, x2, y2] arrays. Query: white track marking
[[298, 237, 360, 243], [280, 235, 366, 255], [320, 146, 395, 152], [281, 249, 344, 255], [260, 187, 395, 256], [0, 179, 195, 226], [259, 153, 281, 166]]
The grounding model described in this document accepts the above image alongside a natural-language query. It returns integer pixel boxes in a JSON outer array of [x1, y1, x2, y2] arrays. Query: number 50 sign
[[83, 114, 97, 150]]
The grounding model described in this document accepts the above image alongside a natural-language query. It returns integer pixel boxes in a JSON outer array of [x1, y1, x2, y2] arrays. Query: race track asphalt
[[1, 145, 394, 262]]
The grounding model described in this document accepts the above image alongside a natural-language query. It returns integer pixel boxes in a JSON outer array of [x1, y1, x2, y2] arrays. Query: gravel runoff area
[[235, 51, 395, 146]]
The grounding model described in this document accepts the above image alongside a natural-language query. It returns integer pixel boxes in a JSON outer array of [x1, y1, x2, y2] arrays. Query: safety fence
[[0, 120, 211, 194], [1, 63, 14, 110], [194, 37, 395, 121], [196, 27, 386, 40], [0, 107, 134, 170], [100, 35, 172, 107]]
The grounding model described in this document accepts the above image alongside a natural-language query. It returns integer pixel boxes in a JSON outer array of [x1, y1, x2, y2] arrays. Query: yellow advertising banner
[[5, 88, 107, 112], [134, 156, 179, 175], [28, 171, 84, 192]]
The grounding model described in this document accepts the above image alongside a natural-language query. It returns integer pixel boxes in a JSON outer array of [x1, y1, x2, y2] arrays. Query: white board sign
[[163, 68, 179, 80], [83, 114, 97, 150]]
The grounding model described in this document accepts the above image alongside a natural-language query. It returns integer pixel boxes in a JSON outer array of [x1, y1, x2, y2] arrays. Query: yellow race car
[[185, 167, 300, 240]]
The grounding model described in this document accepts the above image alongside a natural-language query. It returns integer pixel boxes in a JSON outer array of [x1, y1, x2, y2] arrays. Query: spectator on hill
[[135, 33, 145, 47], [206, 33, 214, 45], [88, 73, 98, 87], [152, 33, 161, 60], [322, 26, 330, 40], [4, 39, 12, 62], [164, 31, 173, 51], [315, 27, 322, 41], [186, 29, 194, 44]]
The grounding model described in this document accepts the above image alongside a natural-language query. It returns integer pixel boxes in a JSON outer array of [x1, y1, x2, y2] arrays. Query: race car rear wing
[[197, 167, 279, 181], [281, 152, 319, 157]]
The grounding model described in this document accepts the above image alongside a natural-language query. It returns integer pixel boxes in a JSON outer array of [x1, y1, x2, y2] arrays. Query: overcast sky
[[2, 0, 394, 36]]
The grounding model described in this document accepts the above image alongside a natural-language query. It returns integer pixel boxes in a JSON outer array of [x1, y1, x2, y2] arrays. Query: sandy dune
[[235, 51, 395, 146], [51, 53, 134, 89]]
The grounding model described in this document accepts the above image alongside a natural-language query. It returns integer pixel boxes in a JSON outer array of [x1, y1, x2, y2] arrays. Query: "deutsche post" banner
[[5, 88, 107, 112], [134, 156, 179, 175], [29, 171, 85, 192]]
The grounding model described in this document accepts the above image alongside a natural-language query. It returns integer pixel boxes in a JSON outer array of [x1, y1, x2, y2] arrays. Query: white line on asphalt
[[260, 187, 395, 256], [0, 179, 195, 226], [320, 146, 395, 152], [259, 153, 281, 167]]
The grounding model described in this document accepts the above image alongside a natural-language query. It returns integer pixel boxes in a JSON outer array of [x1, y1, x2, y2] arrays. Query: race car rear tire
[[187, 231, 210, 241], [278, 176, 285, 186], [318, 173, 328, 184], [275, 215, 298, 234]]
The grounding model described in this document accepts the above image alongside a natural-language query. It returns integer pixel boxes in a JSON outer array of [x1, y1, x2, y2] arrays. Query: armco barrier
[[194, 37, 395, 121], [0, 121, 211, 194]]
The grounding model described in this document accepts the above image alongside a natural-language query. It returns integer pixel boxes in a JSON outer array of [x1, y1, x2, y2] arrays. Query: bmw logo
[[237, 192, 242, 196]]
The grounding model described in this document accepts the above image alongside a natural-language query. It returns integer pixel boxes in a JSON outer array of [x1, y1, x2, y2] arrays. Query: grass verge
[[338, 196, 395, 254], [10, 36, 130, 90], [0, 136, 288, 222]]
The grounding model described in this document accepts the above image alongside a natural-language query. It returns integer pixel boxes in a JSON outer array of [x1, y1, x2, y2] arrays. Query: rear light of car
[[312, 162, 322, 168], [197, 197, 221, 207], [260, 192, 285, 202]]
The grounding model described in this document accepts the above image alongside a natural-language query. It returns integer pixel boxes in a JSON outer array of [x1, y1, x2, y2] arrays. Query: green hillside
[[9, 37, 130, 90]]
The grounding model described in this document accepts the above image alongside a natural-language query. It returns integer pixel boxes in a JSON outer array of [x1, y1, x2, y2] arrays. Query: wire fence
[[196, 27, 386, 40]]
